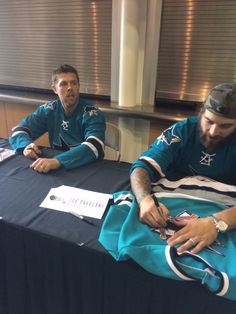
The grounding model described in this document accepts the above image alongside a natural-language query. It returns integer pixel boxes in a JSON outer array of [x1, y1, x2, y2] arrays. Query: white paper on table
[[0, 148, 15, 162], [40, 185, 112, 219]]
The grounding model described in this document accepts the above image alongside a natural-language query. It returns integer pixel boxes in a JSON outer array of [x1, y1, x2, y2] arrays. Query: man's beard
[[199, 125, 235, 152]]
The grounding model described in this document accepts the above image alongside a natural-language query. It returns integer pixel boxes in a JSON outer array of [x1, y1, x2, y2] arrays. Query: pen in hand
[[25, 146, 42, 158], [27, 147, 37, 152], [152, 195, 167, 240]]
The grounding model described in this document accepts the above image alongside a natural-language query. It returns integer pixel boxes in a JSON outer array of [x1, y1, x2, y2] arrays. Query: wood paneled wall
[[0, 101, 49, 146], [149, 120, 172, 145], [0, 103, 7, 138]]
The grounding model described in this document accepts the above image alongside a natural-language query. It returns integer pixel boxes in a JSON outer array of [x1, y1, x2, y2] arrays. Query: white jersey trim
[[82, 142, 99, 159], [86, 135, 105, 150], [139, 156, 165, 177], [11, 130, 29, 137], [165, 246, 193, 281], [216, 272, 229, 297]]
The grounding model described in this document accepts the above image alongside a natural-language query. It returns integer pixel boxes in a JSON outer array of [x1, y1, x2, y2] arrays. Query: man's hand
[[30, 158, 61, 173], [23, 143, 42, 159], [167, 217, 218, 254], [139, 195, 169, 228], [130, 167, 169, 228]]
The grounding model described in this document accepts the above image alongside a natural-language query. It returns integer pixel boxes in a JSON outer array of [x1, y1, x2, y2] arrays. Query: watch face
[[217, 220, 228, 232]]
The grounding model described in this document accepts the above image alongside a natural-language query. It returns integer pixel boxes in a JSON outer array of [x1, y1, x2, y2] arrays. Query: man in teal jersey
[[9, 64, 105, 173], [130, 83, 236, 254]]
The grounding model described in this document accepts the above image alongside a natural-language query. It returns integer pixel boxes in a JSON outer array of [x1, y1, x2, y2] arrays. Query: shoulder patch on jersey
[[42, 103, 55, 110], [84, 106, 99, 116], [157, 126, 181, 146]]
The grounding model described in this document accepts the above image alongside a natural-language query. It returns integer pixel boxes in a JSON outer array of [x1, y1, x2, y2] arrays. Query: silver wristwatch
[[211, 215, 228, 233]]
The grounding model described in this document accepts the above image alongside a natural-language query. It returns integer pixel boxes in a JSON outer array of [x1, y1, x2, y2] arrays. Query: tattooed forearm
[[130, 167, 151, 204]]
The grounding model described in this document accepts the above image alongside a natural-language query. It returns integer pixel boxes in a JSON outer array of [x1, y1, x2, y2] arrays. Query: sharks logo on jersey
[[84, 106, 99, 116], [42, 103, 55, 110], [200, 151, 216, 166], [157, 126, 181, 146], [61, 120, 70, 131]]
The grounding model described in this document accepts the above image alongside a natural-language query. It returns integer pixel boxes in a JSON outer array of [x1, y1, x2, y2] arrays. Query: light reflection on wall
[[180, 0, 193, 100], [200, 83, 210, 102], [91, 1, 99, 91]]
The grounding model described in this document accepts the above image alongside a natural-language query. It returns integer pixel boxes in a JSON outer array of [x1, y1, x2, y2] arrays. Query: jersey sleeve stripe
[[82, 136, 104, 159], [11, 126, 32, 137], [139, 156, 165, 177]]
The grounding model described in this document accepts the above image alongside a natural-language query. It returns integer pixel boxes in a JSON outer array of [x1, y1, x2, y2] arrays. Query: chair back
[[104, 122, 121, 161]]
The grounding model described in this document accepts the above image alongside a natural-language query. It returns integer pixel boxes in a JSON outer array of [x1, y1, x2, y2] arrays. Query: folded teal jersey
[[99, 176, 236, 301]]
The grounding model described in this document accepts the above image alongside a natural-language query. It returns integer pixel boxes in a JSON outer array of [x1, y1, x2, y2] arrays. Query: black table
[[0, 140, 236, 314]]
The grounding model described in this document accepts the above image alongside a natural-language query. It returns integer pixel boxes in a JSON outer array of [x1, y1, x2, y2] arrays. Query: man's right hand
[[23, 143, 42, 159], [139, 195, 169, 228]]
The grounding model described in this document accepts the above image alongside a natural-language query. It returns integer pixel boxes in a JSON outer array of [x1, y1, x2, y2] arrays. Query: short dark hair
[[51, 64, 80, 85]]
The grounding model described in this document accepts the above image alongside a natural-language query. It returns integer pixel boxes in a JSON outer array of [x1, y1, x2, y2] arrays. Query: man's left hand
[[30, 158, 61, 173], [167, 217, 218, 254]]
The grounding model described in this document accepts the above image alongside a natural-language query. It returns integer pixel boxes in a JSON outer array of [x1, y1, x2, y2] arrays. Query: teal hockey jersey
[[99, 176, 236, 301]]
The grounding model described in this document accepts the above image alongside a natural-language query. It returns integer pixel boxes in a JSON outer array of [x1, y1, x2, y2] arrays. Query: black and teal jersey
[[99, 177, 236, 301], [131, 116, 236, 185], [9, 97, 105, 170]]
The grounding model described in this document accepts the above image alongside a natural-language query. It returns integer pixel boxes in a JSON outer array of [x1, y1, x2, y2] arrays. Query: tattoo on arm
[[130, 168, 151, 205]]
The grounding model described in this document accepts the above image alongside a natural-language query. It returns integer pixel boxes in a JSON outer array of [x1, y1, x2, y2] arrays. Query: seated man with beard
[[130, 83, 236, 254]]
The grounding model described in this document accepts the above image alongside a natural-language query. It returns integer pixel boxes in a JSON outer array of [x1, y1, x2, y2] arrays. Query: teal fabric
[[99, 191, 236, 301]]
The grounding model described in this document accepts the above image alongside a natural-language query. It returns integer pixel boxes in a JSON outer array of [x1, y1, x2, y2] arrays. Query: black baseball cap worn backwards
[[204, 83, 236, 119]]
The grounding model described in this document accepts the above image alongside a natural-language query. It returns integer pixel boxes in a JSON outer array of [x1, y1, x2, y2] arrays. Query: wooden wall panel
[[0, 102, 8, 138], [5, 103, 35, 135], [5, 102, 49, 146], [149, 120, 171, 145]]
